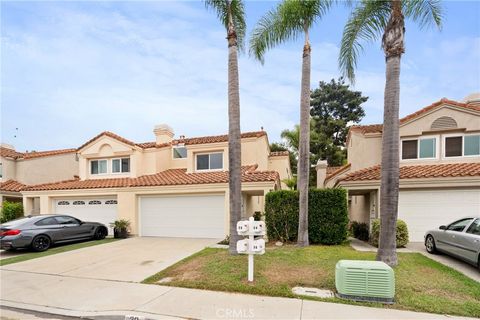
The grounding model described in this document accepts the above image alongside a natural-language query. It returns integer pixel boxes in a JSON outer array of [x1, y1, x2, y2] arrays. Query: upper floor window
[[444, 134, 480, 158], [401, 137, 437, 160], [173, 146, 187, 159], [196, 152, 223, 171], [112, 158, 130, 173], [91, 160, 107, 174]]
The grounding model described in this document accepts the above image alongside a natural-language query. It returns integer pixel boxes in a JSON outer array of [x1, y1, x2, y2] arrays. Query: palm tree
[[339, 0, 442, 266], [204, 0, 246, 254], [250, 0, 332, 247]]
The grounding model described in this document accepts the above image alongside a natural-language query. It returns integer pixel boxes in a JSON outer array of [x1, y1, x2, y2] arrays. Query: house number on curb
[[236, 216, 266, 282]]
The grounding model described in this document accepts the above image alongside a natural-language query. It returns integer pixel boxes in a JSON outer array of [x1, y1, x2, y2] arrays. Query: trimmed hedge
[[265, 188, 348, 245], [350, 221, 369, 241], [0, 201, 24, 223], [370, 219, 409, 248]]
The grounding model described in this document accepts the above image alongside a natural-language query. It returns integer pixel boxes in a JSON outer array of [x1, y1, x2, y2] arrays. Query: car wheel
[[31, 235, 51, 252], [94, 227, 107, 240], [425, 235, 437, 254]]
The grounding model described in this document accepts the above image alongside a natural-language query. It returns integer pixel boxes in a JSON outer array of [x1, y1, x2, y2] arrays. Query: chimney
[[153, 124, 174, 144], [315, 160, 328, 188], [1, 143, 15, 150]]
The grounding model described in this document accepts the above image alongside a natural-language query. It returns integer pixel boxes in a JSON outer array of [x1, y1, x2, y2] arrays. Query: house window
[[105, 200, 117, 204], [73, 200, 86, 205], [173, 146, 187, 159], [88, 200, 102, 205], [444, 134, 480, 157], [401, 137, 436, 160], [91, 160, 107, 174], [112, 158, 130, 173], [445, 136, 462, 157], [57, 201, 70, 205], [196, 152, 223, 171]]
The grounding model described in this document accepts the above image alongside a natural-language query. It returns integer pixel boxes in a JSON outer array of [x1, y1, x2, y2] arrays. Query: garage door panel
[[140, 195, 225, 238], [55, 198, 117, 235], [398, 189, 480, 242]]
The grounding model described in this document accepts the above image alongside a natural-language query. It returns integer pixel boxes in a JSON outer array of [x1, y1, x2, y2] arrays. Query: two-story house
[[7, 125, 291, 238], [0, 144, 78, 207], [316, 93, 480, 242]]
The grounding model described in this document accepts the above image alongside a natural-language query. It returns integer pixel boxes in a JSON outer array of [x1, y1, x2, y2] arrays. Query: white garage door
[[54, 198, 118, 235], [398, 189, 480, 242], [140, 194, 225, 238]]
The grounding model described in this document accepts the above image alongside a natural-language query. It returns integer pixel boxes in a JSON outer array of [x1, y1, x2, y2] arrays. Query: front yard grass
[[143, 243, 480, 318], [0, 238, 118, 266]]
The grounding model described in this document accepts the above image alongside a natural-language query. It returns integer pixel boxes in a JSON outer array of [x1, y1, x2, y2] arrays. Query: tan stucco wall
[[268, 156, 292, 189], [15, 154, 78, 185], [1, 157, 17, 181], [348, 195, 370, 224]]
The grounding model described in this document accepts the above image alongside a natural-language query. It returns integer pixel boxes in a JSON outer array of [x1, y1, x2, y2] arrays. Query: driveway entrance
[[0, 237, 218, 282]]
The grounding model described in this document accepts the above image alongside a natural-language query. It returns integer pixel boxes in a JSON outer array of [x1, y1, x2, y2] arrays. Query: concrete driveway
[[0, 237, 218, 282]]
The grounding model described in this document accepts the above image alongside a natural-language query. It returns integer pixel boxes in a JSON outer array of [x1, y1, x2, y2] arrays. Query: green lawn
[[143, 244, 480, 318], [0, 238, 118, 266]]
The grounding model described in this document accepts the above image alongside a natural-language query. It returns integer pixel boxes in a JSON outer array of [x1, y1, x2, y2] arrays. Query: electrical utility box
[[335, 260, 395, 304]]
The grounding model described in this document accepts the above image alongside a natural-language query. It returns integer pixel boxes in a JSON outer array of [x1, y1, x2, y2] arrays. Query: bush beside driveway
[[143, 244, 480, 318]]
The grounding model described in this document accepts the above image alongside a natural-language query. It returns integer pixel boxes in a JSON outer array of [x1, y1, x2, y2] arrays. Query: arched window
[[88, 200, 102, 205], [73, 200, 86, 205], [105, 200, 117, 205], [57, 201, 70, 205]]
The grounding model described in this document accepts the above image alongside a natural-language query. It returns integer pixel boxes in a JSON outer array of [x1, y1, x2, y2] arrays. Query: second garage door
[[140, 194, 225, 238], [398, 189, 480, 242]]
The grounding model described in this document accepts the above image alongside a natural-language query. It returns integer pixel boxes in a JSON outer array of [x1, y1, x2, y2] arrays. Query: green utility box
[[335, 260, 395, 304]]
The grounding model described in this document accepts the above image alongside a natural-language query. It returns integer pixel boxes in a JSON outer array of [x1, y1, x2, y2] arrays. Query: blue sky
[[1, 1, 479, 151]]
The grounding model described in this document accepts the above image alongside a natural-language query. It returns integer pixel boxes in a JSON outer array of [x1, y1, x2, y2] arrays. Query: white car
[[424, 216, 480, 270]]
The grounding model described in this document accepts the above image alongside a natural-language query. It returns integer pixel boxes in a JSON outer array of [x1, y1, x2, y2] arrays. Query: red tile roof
[[137, 131, 267, 149], [0, 147, 24, 159], [340, 163, 480, 182], [0, 147, 76, 160], [24, 165, 279, 191], [0, 180, 27, 192], [349, 98, 480, 135], [269, 151, 289, 157], [325, 163, 351, 181]]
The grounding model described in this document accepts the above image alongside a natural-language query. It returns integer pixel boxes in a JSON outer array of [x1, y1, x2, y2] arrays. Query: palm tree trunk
[[227, 11, 242, 255], [297, 30, 311, 247], [377, 0, 404, 267]]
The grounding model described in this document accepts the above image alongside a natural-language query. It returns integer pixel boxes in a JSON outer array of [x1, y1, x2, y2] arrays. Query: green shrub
[[308, 188, 348, 244], [0, 201, 24, 223], [265, 190, 298, 242], [350, 221, 369, 241], [264, 188, 348, 244], [370, 219, 409, 248]]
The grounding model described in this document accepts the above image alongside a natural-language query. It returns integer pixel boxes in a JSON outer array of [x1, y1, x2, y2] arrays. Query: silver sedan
[[424, 216, 480, 270]]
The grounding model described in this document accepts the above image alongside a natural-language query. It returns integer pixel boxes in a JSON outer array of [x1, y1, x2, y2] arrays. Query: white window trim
[[195, 152, 224, 172], [400, 135, 439, 162], [111, 157, 130, 174], [442, 133, 480, 159], [90, 159, 109, 175], [172, 146, 187, 160]]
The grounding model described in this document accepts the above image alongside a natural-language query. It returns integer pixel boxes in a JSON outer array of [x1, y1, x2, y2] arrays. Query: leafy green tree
[[310, 77, 367, 165], [250, 0, 333, 247], [204, 0, 246, 254], [339, 0, 442, 266]]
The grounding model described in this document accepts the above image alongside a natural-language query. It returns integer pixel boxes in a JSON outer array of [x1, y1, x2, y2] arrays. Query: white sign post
[[236, 217, 266, 282]]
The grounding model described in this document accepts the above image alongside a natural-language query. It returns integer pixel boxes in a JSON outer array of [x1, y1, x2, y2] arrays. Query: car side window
[[447, 218, 474, 232], [35, 217, 59, 226], [466, 219, 480, 236], [55, 216, 80, 225]]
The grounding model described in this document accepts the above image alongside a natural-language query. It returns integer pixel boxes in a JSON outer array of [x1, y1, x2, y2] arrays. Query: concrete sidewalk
[[0, 269, 475, 320]]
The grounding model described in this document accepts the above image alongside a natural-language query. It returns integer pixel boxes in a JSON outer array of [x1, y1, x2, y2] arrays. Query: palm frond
[[403, 0, 443, 29], [338, 0, 390, 83], [204, 0, 246, 51], [249, 0, 333, 63]]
